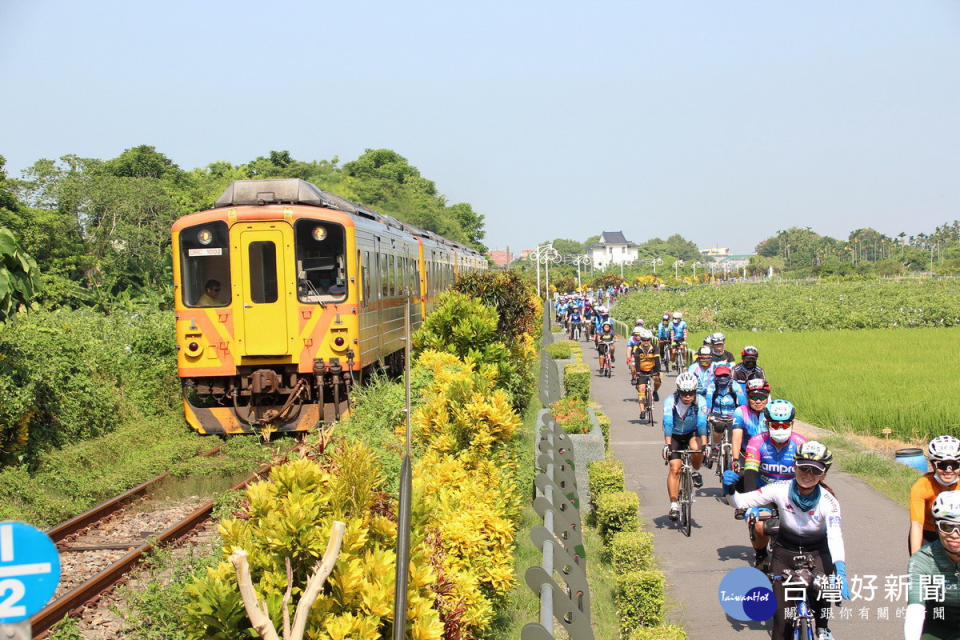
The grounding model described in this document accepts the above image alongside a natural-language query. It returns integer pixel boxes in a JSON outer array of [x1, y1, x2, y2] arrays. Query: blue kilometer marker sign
[[0, 522, 61, 624]]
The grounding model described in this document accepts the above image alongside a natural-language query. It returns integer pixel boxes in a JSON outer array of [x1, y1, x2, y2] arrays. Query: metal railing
[[522, 412, 593, 640]]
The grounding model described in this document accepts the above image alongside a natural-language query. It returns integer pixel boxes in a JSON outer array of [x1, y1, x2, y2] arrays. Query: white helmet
[[638, 328, 653, 340], [672, 312, 682, 320], [928, 435, 960, 462], [632, 327, 644, 336], [711, 332, 726, 344], [676, 372, 698, 393], [931, 490, 960, 522], [597, 305, 607, 314]]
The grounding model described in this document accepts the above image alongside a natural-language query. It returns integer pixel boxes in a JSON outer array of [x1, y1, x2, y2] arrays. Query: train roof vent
[[213, 178, 378, 218]]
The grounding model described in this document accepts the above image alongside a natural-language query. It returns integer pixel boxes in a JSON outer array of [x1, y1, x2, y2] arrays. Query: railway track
[[28, 446, 269, 638]]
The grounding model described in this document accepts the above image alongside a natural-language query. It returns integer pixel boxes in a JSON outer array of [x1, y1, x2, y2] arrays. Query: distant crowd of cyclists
[[553, 292, 960, 640]]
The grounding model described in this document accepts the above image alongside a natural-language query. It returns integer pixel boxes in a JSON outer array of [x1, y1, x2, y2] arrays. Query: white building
[[588, 231, 639, 270]]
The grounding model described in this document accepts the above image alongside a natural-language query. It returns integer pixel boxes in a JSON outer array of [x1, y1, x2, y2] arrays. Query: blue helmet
[[764, 399, 795, 422]]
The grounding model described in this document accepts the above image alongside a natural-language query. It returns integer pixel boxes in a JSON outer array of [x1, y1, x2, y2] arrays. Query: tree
[[0, 226, 38, 319], [550, 238, 585, 256], [104, 145, 182, 180]]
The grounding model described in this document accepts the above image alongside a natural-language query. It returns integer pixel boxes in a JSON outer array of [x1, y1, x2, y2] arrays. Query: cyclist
[[732, 345, 766, 384], [904, 490, 960, 640], [597, 321, 616, 371], [731, 441, 847, 640], [709, 332, 736, 364], [688, 346, 716, 398], [583, 302, 595, 338], [704, 364, 746, 463], [656, 314, 672, 371], [669, 311, 687, 370], [730, 378, 771, 463], [724, 399, 808, 568], [662, 371, 709, 520], [568, 305, 583, 340], [632, 328, 661, 401], [909, 435, 960, 555], [593, 305, 609, 347]]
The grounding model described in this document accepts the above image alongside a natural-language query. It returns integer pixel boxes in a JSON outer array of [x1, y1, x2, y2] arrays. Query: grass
[[0, 412, 275, 528], [684, 327, 960, 443], [816, 433, 923, 508]]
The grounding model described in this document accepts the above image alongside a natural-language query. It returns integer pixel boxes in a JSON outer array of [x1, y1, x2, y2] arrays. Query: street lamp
[[527, 243, 559, 298], [569, 254, 591, 292], [691, 261, 702, 279], [674, 259, 685, 279], [649, 257, 663, 274]]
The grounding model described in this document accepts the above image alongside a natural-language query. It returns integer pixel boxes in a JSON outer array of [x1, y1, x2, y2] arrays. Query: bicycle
[[665, 448, 699, 536], [707, 415, 735, 479], [671, 341, 687, 375], [658, 339, 670, 374], [734, 505, 780, 571], [773, 552, 824, 640], [569, 321, 582, 341], [636, 373, 655, 424]]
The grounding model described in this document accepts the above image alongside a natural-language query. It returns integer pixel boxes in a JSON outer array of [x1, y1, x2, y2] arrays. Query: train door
[[238, 227, 289, 355]]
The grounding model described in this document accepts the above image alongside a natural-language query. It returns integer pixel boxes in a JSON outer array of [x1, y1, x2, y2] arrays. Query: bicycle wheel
[[681, 470, 693, 536]]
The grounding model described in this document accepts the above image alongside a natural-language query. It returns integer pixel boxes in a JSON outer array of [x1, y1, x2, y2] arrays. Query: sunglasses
[[935, 520, 960, 535], [934, 460, 960, 472], [678, 391, 696, 396], [768, 421, 792, 430], [748, 394, 769, 401], [796, 464, 825, 476]]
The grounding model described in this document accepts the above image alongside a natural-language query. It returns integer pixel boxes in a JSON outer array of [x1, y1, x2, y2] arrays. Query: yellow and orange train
[[172, 178, 486, 435]]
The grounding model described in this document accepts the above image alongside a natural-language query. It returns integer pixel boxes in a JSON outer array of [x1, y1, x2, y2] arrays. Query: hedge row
[[587, 459, 686, 639]]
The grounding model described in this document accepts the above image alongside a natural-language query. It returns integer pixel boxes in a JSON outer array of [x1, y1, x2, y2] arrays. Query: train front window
[[295, 220, 347, 303], [180, 222, 231, 307]]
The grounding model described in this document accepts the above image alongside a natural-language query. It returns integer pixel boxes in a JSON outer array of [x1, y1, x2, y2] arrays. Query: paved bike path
[[583, 340, 911, 639]]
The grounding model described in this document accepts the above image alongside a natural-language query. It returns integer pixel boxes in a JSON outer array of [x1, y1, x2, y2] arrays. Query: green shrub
[[551, 396, 591, 434], [545, 341, 572, 359], [617, 570, 666, 632], [610, 531, 655, 574], [551, 325, 563, 333], [563, 362, 591, 402], [628, 624, 687, 640], [588, 458, 624, 516], [595, 410, 611, 449], [595, 490, 639, 543]]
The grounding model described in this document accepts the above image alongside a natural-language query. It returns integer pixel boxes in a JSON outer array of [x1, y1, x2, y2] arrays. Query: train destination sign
[[0, 522, 61, 624]]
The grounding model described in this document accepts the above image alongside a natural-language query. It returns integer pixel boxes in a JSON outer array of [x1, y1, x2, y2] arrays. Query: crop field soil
[[689, 327, 960, 442]]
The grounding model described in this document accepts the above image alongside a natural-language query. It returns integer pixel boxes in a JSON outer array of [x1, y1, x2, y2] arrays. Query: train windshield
[[180, 222, 231, 307], [295, 220, 347, 303]]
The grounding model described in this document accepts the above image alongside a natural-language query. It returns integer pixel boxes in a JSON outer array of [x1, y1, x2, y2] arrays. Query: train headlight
[[334, 336, 345, 347], [186, 341, 203, 356], [197, 229, 214, 245], [311, 225, 327, 241]]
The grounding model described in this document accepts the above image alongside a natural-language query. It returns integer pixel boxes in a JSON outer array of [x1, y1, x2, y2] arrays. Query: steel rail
[[31, 462, 268, 638]]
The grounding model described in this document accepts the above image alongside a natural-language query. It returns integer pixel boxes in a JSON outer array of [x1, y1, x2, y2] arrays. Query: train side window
[[248, 241, 278, 303], [180, 221, 231, 307], [389, 254, 396, 297], [380, 253, 388, 297], [362, 251, 370, 303]]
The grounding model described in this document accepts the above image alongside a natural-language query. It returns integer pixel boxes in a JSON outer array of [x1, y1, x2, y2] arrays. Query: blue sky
[[2, 0, 958, 254]]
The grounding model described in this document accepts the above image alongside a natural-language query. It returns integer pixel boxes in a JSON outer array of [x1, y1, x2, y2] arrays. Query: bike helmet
[[636, 318, 645, 326], [632, 326, 644, 336], [931, 490, 960, 522], [764, 399, 796, 423], [672, 311, 682, 320], [745, 378, 771, 395], [676, 371, 698, 393], [697, 345, 712, 358], [711, 332, 726, 345], [741, 346, 759, 359], [663, 313, 670, 321], [928, 435, 960, 462], [638, 328, 653, 340], [795, 440, 833, 471]]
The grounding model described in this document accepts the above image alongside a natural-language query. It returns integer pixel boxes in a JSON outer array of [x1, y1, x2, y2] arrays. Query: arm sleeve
[[823, 494, 845, 564], [663, 400, 674, 437], [744, 435, 762, 472], [732, 483, 779, 509], [696, 398, 708, 436], [743, 469, 759, 492], [734, 382, 746, 406], [903, 604, 925, 640], [705, 386, 715, 413], [733, 408, 744, 430]]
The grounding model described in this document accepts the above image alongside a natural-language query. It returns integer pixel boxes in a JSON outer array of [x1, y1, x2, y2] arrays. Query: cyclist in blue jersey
[[724, 399, 808, 568], [656, 313, 672, 370], [568, 306, 583, 340], [662, 372, 709, 520], [731, 378, 771, 463], [688, 346, 715, 397], [704, 365, 746, 466]]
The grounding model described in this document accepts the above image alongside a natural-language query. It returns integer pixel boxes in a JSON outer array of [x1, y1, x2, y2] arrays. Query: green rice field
[[688, 327, 960, 442]]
